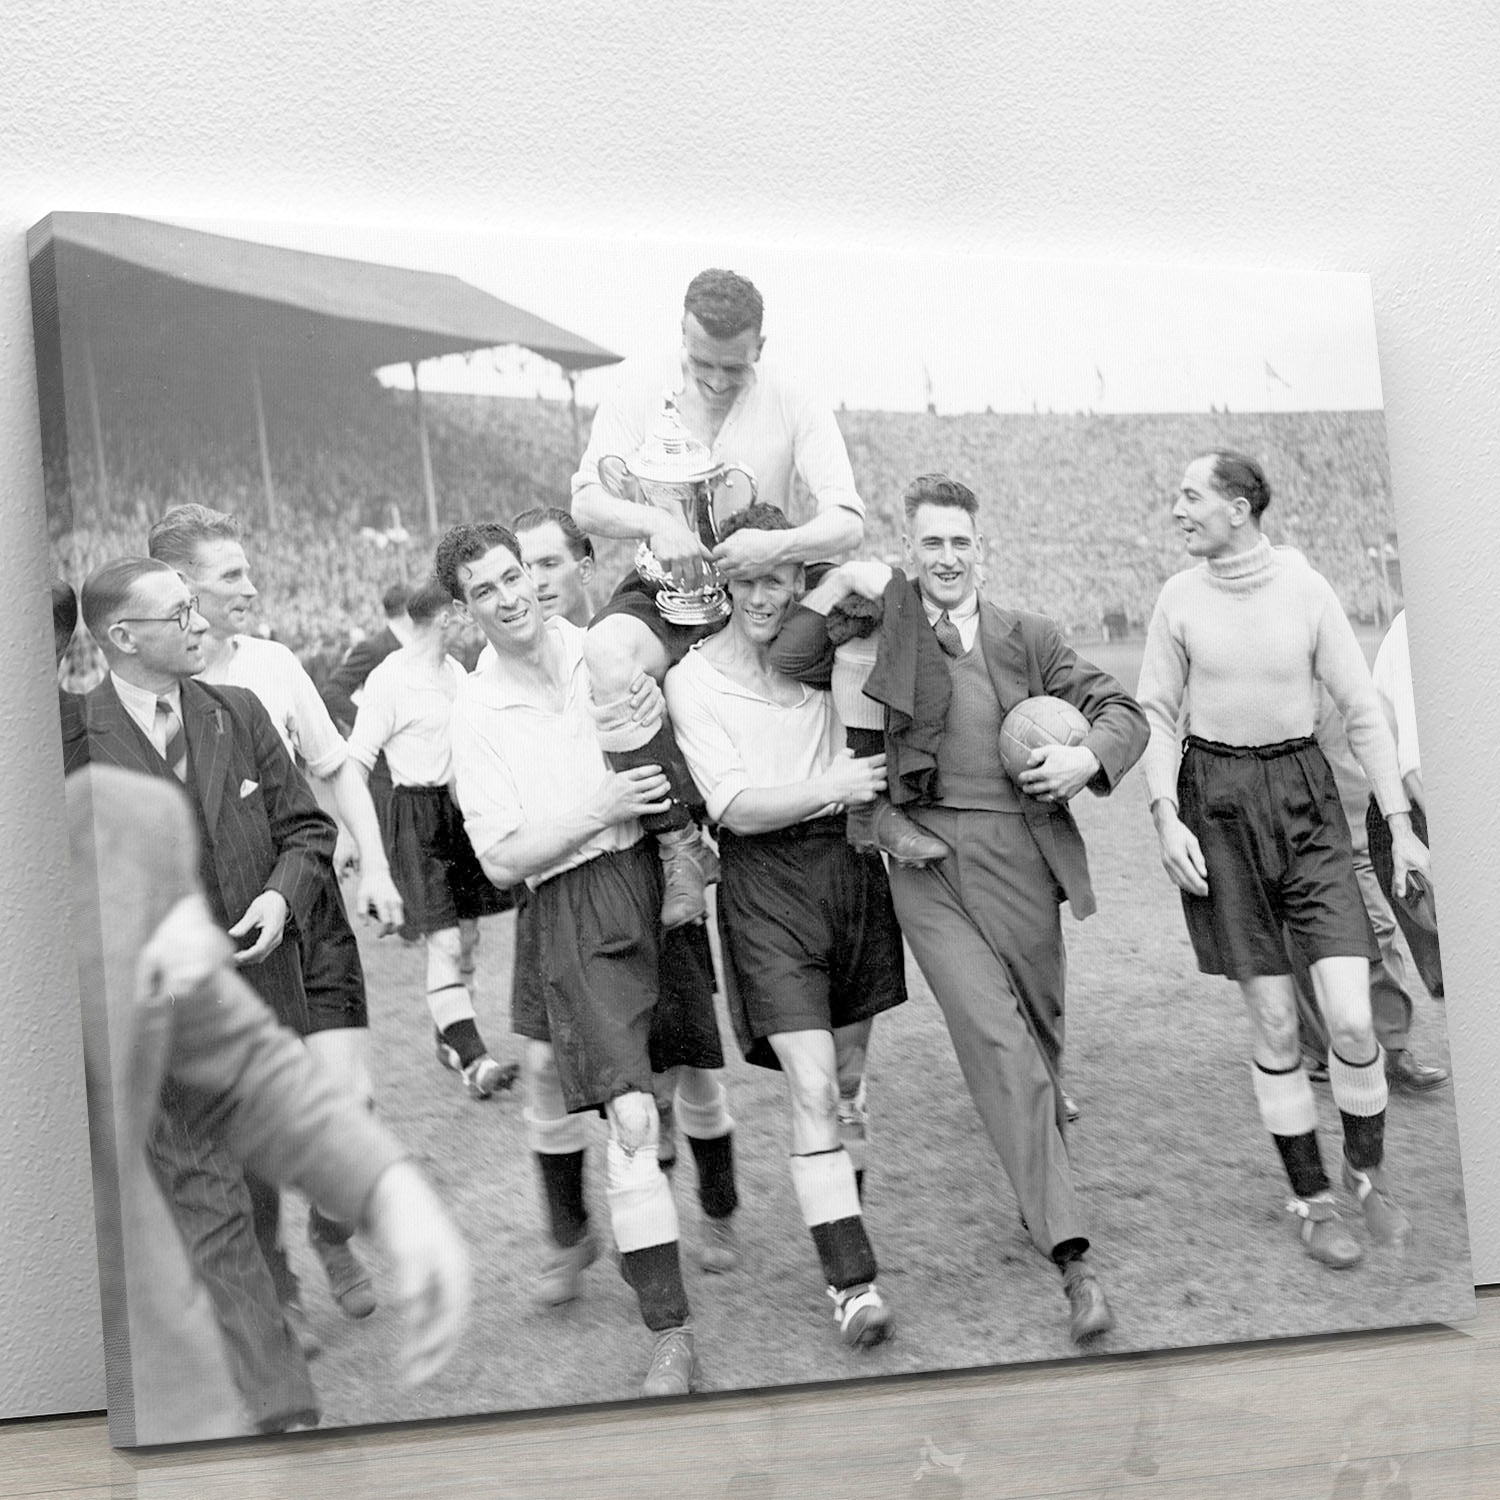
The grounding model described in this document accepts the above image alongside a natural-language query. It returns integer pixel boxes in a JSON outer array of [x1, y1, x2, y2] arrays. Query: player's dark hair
[[147, 504, 243, 572], [902, 473, 979, 525], [718, 502, 793, 540], [406, 575, 455, 626], [52, 579, 79, 663], [381, 582, 411, 617], [684, 269, 764, 339], [1205, 450, 1272, 520], [80, 557, 175, 646], [513, 506, 595, 562], [434, 522, 522, 602]]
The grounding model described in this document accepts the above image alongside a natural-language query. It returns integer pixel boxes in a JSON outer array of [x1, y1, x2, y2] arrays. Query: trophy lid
[[627, 393, 722, 485]]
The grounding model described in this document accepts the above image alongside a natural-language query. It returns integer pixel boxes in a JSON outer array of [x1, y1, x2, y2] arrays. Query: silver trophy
[[598, 393, 757, 625]]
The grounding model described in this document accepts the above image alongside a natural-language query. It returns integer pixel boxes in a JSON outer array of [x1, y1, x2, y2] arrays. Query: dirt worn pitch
[[286, 635, 1472, 1430]]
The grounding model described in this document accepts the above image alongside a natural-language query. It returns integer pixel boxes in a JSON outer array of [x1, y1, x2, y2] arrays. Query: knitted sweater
[[1137, 536, 1407, 817]]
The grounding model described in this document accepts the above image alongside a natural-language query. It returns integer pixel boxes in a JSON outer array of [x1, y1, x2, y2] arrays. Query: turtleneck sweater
[[1137, 535, 1407, 818]]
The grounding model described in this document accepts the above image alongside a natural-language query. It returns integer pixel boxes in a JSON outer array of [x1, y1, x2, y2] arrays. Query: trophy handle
[[597, 454, 636, 502], [711, 464, 758, 533]]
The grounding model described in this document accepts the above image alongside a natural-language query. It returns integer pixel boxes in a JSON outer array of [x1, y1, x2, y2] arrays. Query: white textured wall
[[3, 3, 1498, 1418]]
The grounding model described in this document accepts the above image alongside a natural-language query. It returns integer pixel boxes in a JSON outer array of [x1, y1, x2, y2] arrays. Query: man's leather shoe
[[846, 798, 950, 868], [1062, 1264, 1114, 1343], [1385, 1048, 1450, 1093]]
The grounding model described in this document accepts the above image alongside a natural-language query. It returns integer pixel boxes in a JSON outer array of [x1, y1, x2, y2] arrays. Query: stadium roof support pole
[[410, 361, 439, 533], [248, 346, 277, 531], [567, 369, 581, 453], [80, 308, 109, 507]]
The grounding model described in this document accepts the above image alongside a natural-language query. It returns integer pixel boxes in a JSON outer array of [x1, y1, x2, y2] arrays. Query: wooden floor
[[7, 1287, 1499, 1498]]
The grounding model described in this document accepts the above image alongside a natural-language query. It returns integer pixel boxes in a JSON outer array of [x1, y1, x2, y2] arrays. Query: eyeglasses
[[115, 597, 201, 632]]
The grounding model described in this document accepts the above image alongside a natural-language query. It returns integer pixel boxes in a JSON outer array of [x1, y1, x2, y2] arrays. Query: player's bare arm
[[715, 751, 888, 838], [712, 505, 864, 581], [1151, 796, 1210, 896], [797, 558, 895, 616], [473, 766, 672, 890], [324, 757, 404, 933], [572, 483, 713, 592], [1383, 808, 1432, 901]]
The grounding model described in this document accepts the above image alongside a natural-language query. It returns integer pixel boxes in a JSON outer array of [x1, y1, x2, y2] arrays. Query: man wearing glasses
[[67, 556, 340, 1434]]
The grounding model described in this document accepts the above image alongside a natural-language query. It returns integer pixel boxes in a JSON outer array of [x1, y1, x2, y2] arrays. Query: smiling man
[[771, 473, 1146, 1346], [69, 556, 339, 1432], [571, 270, 868, 929], [1138, 449, 1431, 1271], [439, 521, 726, 1398], [665, 502, 907, 1352]]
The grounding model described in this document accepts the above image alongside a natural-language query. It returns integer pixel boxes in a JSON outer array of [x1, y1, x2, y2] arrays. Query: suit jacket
[[70, 765, 405, 1445], [322, 624, 401, 733], [66, 674, 337, 1030], [773, 579, 1148, 919]]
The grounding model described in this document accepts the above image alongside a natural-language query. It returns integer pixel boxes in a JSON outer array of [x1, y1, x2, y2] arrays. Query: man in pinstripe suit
[[68, 556, 339, 1432]]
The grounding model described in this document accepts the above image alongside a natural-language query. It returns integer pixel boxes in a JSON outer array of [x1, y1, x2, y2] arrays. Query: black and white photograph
[[30, 211, 1474, 1448]]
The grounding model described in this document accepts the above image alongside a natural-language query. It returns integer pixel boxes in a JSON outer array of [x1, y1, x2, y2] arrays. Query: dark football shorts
[[1176, 734, 1378, 980], [387, 784, 513, 941], [509, 842, 723, 1111], [588, 574, 727, 668], [297, 876, 370, 1034], [714, 814, 908, 1070]]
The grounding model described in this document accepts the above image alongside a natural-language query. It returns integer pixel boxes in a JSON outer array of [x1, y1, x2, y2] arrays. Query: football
[[999, 695, 1091, 785]]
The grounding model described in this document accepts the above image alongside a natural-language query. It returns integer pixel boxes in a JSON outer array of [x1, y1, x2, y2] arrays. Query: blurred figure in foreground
[[72, 764, 469, 1444]]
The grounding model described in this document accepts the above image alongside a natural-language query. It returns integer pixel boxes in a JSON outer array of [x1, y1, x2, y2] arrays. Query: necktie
[[933, 610, 964, 658], [156, 698, 188, 783]]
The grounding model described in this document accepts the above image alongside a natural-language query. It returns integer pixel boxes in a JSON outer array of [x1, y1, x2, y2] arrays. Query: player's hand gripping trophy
[[598, 393, 758, 625]]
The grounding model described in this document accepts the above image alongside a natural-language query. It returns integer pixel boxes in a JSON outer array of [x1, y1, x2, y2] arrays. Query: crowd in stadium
[[50, 378, 1400, 694]]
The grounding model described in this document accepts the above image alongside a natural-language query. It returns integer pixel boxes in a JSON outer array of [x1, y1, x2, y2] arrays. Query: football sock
[[1251, 1059, 1331, 1199], [428, 976, 478, 1033], [845, 726, 884, 758], [618, 1241, 692, 1332], [686, 1133, 738, 1221], [438, 1016, 485, 1069], [1330, 1047, 1388, 1171], [607, 1129, 689, 1332], [534, 1150, 590, 1249], [790, 1148, 877, 1291]]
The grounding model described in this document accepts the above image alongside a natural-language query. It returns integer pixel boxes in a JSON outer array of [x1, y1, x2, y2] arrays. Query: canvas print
[[30, 212, 1473, 1447]]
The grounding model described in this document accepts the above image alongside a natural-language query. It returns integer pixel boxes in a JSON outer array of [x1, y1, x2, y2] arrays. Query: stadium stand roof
[[28, 212, 623, 374]]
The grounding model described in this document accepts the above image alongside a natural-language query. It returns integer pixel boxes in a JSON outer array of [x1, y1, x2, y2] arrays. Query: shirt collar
[[113, 670, 180, 717], [468, 617, 584, 710], [921, 589, 979, 626]]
